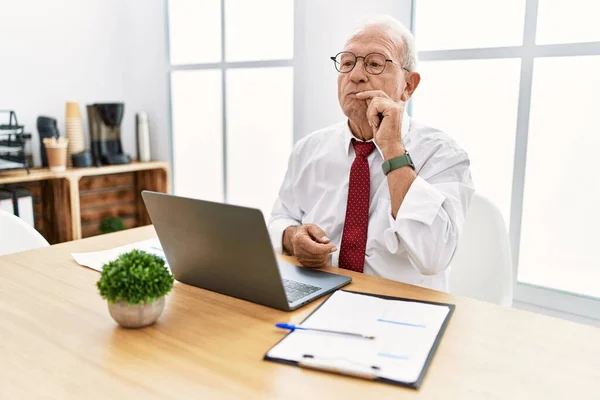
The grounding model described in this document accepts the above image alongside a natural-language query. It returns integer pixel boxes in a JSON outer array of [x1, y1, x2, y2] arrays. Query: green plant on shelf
[[99, 216, 126, 234], [97, 250, 174, 305]]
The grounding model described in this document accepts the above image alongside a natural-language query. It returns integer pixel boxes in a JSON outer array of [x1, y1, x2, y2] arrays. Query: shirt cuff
[[396, 176, 445, 226], [384, 176, 445, 254], [268, 218, 301, 254]]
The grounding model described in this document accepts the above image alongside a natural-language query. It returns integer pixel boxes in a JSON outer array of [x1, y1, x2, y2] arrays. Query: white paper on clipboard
[[266, 290, 451, 385]]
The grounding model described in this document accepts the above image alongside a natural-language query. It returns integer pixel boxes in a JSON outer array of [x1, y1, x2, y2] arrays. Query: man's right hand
[[283, 224, 337, 268]]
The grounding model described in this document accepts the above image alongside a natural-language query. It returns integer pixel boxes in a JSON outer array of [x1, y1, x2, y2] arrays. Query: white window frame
[[165, 0, 295, 201], [412, 0, 600, 322]]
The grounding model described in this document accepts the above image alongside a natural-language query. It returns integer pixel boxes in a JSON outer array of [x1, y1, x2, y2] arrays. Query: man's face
[[337, 28, 407, 121]]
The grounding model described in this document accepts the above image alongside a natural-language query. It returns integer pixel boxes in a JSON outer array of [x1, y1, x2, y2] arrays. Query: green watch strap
[[381, 151, 415, 175]]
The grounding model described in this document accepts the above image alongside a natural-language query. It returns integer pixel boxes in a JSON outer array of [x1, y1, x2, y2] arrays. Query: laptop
[[141, 191, 351, 311]]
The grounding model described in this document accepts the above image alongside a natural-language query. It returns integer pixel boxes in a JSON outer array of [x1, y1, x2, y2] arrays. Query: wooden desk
[[1, 226, 599, 399]]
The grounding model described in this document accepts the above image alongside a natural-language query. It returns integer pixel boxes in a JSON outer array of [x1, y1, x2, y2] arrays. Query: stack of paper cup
[[65, 102, 85, 166]]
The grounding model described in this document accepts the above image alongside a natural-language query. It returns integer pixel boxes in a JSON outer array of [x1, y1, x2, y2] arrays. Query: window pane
[[168, 0, 221, 64], [415, 0, 525, 50], [412, 59, 521, 223], [536, 0, 600, 45], [226, 67, 293, 218], [225, 0, 294, 62], [519, 56, 600, 298], [171, 70, 224, 201]]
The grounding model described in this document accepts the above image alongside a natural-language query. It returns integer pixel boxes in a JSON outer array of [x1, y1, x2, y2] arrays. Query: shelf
[[0, 161, 170, 243], [0, 161, 169, 185]]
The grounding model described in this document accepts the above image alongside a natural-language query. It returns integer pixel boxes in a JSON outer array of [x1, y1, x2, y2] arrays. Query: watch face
[[406, 153, 414, 168]]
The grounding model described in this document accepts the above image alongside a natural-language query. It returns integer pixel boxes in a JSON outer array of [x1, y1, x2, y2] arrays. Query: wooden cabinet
[[0, 162, 169, 244]]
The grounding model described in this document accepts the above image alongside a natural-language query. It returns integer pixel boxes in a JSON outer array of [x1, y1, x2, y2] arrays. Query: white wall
[[294, 0, 413, 140], [0, 0, 170, 166]]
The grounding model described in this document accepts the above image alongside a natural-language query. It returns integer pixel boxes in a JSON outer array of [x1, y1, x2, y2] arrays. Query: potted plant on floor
[[97, 249, 174, 328], [99, 216, 126, 234]]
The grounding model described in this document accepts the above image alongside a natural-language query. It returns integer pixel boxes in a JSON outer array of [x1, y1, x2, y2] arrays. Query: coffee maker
[[86, 103, 131, 166]]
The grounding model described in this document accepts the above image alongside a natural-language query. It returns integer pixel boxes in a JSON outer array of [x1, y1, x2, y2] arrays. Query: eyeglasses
[[330, 51, 409, 75]]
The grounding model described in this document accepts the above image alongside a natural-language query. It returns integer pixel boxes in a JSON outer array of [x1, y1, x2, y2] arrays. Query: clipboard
[[264, 290, 455, 389]]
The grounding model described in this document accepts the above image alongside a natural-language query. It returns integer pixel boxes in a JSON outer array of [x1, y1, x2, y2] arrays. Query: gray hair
[[347, 15, 418, 72]]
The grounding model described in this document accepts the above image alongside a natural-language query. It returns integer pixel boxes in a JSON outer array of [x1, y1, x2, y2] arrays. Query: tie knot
[[352, 139, 376, 157]]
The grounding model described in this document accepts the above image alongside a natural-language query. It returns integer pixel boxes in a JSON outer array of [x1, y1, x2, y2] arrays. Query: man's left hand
[[355, 90, 405, 158]]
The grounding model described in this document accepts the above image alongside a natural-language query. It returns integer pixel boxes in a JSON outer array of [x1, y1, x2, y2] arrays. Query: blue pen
[[275, 323, 375, 340]]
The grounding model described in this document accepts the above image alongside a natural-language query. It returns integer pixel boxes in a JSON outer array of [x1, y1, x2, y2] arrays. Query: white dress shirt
[[268, 115, 474, 291]]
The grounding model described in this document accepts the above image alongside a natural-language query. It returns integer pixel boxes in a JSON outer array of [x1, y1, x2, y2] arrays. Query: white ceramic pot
[[108, 297, 165, 328]]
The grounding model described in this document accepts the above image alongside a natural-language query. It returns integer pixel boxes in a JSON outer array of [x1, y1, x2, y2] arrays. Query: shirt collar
[[344, 111, 411, 157]]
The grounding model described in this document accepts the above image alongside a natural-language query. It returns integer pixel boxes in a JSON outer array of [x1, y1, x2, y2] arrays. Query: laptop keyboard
[[283, 279, 322, 303]]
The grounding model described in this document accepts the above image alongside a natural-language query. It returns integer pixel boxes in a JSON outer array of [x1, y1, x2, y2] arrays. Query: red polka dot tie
[[339, 139, 376, 273]]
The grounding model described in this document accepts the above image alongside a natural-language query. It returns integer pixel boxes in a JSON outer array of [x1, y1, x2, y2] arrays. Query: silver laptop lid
[[141, 191, 290, 310]]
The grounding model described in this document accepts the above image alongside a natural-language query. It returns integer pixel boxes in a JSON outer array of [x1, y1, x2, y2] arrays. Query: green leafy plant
[[99, 216, 126, 234], [97, 249, 174, 305]]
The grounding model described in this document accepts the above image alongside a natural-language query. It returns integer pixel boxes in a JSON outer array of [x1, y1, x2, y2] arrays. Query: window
[[170, 69, 223, 202], [167, 0, 294, 218], [412, 58, 521, 220], [414, 0, 526, 51], [413, 0, 600, 316], [168, 0, 221, 65], [536, 0, 600, 45], [225, 67, 293, 212], [519, 55, 600, 298]]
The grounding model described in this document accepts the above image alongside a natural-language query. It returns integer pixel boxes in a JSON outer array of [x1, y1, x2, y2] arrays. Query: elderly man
[[268, 16, 474, 291]]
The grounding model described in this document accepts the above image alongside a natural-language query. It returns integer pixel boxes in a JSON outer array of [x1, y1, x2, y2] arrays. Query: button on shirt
[[268, 115, 475, 291]]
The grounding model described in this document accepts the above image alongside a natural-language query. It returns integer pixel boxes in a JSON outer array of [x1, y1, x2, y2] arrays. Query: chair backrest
[[0, 210, 49, 256], [450, 193, 513, 306]]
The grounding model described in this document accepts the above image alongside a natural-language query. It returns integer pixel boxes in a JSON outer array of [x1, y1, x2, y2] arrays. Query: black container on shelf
[[0, 110, 30, 174], [86, 103, 131, 166]]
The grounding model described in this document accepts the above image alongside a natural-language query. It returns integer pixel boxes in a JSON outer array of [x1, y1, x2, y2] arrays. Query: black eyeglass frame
[[330, 51, 410, 75]]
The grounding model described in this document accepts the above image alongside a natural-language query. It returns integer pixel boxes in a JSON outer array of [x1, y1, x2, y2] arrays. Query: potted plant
[[99, 216, 126, 234], [97, 249, 174, 328]]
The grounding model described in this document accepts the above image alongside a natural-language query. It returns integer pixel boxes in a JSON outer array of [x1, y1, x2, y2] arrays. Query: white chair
[[450, 193, 513, 306], [0, 209, 49, 256]]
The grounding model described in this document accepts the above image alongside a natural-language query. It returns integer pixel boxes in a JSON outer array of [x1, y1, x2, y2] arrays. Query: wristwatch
[[381, 151, 415, 175]]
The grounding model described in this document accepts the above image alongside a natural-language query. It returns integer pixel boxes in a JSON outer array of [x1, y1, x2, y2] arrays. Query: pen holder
[[43, 137, 69, 173]]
